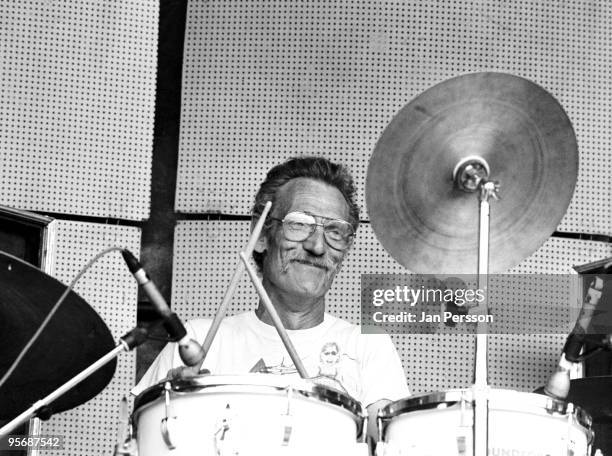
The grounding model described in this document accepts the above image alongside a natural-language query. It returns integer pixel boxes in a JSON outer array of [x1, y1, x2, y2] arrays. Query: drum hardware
[[451, 152, 497, 456], [113, 429, 138, 456], [444, 136, 499, 456], [359, 407, 368, 445], [280, 386, 294, 446], [113, 433, 137, 456], [160, 381, 177, 450], [113, 396, 138, 456], [452, 155, 491, 194], [213, 405, 233, 456], [459, 390, 470, 427]]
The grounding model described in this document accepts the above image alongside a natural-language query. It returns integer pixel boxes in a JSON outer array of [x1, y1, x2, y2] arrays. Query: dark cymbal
[[367, 72, 578, 274], [568, 376, 612, 421], [0, 251, 116, 419]]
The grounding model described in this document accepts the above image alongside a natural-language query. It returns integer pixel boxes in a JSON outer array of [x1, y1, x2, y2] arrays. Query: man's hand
[[166, 366, 210, 380]]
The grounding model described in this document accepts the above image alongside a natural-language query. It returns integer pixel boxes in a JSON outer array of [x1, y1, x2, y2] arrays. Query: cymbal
[[0, 251, 116, 419], [367, 72, 578, 274], [568, 376, 612, 421]]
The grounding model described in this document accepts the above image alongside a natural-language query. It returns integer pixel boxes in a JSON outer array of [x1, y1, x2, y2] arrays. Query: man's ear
[[254, 232, 268, 253]]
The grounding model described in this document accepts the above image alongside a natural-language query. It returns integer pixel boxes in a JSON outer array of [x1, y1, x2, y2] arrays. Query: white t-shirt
[[132, 311, 409, 407]]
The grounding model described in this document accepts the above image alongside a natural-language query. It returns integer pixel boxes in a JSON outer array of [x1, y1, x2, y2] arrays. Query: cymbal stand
[[453, 156, 499, 456], [0, 327, 148, 438]]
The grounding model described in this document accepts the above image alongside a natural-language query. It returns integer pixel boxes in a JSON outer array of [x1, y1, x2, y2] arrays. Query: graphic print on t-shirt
[[248, 341, 360, 398], [250, 356, 298, 375]]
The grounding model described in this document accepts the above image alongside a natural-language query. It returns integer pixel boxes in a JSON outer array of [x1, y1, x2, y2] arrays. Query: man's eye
[[325, 225, 348, 239], [326, 228, 342, 238], [286, 221, 310, 231]]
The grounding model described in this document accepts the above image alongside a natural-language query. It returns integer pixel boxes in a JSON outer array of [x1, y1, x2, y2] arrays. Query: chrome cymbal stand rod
[[454, 156, 499, 456]]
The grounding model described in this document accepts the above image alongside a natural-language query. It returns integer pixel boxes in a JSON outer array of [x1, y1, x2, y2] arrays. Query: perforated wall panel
[[176, 0, 612, 236], [172, 221, 611, 394], [0, 0, 158, 220], [39, 221, 140, 456]]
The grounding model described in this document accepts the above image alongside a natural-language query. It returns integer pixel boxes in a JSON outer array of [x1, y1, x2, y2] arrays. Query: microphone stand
[[0, 327, 148, 437]]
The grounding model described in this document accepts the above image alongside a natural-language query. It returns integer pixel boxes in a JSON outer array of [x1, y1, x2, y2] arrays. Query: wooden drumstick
[[194, 201, 273, 371], [239, 251, 309, 379]]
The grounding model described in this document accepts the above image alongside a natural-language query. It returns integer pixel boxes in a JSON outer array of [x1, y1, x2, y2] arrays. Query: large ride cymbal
[[367, 72, 578, 274], [0, 251, 116, 419]]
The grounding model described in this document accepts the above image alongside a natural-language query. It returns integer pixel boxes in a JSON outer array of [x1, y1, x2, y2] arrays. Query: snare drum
[[377, 389, 592, 456], [133, 374, 365, 456]]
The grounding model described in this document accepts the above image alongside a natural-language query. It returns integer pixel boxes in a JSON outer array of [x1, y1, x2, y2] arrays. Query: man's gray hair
[[252, 156, 360, 270]]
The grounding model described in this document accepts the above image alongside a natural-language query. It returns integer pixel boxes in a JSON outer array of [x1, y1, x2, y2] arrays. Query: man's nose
[[302, 225, 326, 256]]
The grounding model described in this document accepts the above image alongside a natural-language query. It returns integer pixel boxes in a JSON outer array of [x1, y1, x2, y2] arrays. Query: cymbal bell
[[367, 72, 578, 274], [0, 251, 116, 419]]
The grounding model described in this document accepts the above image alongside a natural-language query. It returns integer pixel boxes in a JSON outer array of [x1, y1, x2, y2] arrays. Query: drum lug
[[214, 404, 233, 456], [459, 390, 471, 427], [160, 381, 177, 450], [359, 412, 367, 443], [115, 421, 139, 456], [113, 438, 138, 456], [280, 386, 294, 446], [376, 410, 392, 455], [375, 440, 387, 456]]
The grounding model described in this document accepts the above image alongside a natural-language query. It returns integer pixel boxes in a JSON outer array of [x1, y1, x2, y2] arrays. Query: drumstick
[[194, 201, 273, 370], [239, 251, 309, 379]]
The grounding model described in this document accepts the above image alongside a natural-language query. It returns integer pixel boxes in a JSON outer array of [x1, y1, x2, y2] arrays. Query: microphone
[[544, 275, 604, 399], [121, 249, 204, 367]]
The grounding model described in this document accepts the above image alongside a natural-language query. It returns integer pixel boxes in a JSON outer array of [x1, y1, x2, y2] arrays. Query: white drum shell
[[133, 375, 364, 456], [379, 389, 592, 456]]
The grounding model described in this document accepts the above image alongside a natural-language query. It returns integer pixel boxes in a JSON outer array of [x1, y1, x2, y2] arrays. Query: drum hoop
[[134, 374, 364, 423], [379, 388, 591, 429]]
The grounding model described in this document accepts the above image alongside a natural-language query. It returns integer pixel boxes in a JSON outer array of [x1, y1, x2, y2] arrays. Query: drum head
[[379, 389, 592, 456], [379, 388, 592, 436], [134, 373, 363, 423]]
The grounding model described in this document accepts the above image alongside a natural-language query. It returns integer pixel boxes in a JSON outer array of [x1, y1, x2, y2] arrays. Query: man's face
[[260, 178, 351, 302]]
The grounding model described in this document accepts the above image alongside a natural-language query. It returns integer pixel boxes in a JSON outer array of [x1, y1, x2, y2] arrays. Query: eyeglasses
[[270, 211, 354, 251]]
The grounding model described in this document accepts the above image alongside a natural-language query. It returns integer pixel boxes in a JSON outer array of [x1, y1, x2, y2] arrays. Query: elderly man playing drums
[[132, 157, 409, 451]]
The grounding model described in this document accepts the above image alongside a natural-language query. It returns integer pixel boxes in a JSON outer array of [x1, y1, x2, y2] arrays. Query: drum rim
[[134, 374, 364, 423], [379, 388, 592, 429]]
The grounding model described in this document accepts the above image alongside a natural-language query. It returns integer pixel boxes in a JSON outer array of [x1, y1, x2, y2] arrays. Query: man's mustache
[[285, 254, 336, 271]]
